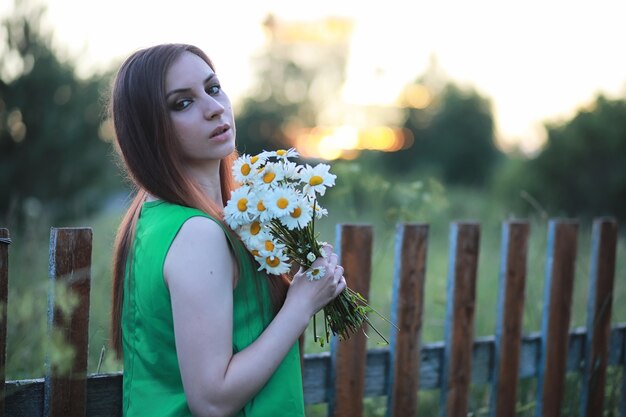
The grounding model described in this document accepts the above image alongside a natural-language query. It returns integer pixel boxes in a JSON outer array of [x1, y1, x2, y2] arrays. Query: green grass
[[4, 181, 625, 416], [4, 207, 124, 379]]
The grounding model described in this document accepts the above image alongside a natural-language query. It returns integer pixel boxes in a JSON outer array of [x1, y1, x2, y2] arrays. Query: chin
[[217, 139, 237, 159]]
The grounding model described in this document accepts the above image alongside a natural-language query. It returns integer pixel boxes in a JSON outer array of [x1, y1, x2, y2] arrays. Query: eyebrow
[[166, 74, 216, 100]]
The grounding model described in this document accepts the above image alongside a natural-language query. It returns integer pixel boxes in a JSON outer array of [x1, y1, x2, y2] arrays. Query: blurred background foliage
[[1, 5, 625, 415], [2, 4, 625, 228], [0, 3, 121, 228]]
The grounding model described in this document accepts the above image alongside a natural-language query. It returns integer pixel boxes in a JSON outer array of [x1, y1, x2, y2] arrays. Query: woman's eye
[[171, 99, 192, 111], [206, 84, 221, 95]]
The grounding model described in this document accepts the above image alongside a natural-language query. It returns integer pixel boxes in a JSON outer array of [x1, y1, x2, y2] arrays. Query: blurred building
[[259, 14, 414, 160]]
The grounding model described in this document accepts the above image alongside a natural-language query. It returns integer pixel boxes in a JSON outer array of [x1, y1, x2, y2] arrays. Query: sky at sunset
[[3, 0, 626, 153]]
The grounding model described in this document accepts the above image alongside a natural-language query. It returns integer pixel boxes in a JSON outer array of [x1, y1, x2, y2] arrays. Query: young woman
[[109, 43, 346, 417]]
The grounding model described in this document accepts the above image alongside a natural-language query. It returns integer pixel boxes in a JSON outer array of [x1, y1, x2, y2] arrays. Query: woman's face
[[165, 51, 236, 166]]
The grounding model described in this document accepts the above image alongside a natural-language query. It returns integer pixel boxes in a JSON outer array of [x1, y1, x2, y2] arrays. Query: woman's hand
[[285, 244, 347, 318]]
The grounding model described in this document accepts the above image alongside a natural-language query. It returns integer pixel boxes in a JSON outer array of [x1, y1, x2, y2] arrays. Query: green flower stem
[[312, 312, 318, 343], [267, 217, 391, 347]]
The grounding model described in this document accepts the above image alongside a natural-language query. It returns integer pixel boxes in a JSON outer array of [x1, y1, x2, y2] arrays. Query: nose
[[202, 95, 225, 120]]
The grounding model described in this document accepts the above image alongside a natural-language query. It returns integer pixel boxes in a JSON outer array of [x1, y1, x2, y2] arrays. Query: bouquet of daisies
[[224, 148, 387, 346]]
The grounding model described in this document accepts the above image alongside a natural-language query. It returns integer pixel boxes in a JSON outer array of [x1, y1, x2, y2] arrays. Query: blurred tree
[[235, 14, 349, 156], [501, 94, 626, 220], [383, 82, 502, 187], [234, 45, 318, 156], [0, 2, 120, 227], [234, 57, 315, 155]]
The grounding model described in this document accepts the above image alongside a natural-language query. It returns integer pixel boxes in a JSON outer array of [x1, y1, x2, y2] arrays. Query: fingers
[[310, 248, 338, 280], [328, 253, 338, 271], [292, 266, 305, 282], [334, 265, 344, 280], [332, 265, 345, 299], [334, 276, 347, 298], [321, 243, 333, 258]]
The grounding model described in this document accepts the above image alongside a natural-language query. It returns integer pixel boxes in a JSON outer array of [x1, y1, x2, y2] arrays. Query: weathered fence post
[[490, 221, 529, 417], [386, 224, 428, 417], [622, 330, 626, 417], [580, 218, 618, 417], [440, 222, 480, 417], [536, 220, 578, 417], [44, 228, 92, 417], [0, 228, 10, 417], [329, 224, 373, 417]]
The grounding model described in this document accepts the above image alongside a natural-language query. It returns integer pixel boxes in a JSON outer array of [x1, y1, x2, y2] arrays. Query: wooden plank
[[386, 224, 428, 417], [440, 222, 480, 417], [536, 220, 578, 417], [608, 324, 625, 366], [580, 218, 618, 417], [0, 228, 10, 417], [490, 221, 529, 417], [6, 378, 44, 417], [85, 374, 122, 417], [329, 224, 373, 417], [303, 352, 332, 404], [45, 228, 93, 417], [611, 332, 626, 417], [6, 373, 122, 417]]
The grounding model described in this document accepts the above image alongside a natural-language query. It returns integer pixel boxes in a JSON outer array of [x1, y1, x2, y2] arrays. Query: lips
[[210, 124, 230, 139]]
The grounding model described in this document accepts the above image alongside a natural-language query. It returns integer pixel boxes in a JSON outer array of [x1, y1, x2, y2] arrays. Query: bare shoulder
[[163, 216, 234, 288]]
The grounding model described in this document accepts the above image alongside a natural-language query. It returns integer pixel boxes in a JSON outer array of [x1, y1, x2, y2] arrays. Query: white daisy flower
[[223, 186, 254, 228], [275, 148, 299, 161], [249, 153, 267, 167], [247, 236, 284, 259], [258, 249, 290, 275], [306, 252, 317, 263], [305, 265, 326, 281], [300, 163, 336, 196], [237, 220, 269, 247], [248, 245, 263, 260], [266, 188, 298, 218], [249, 192, 275, 223], [311, 202, 329, 219], [258, 150, 277, 160], [280, 161, 301, 181], [279, 197, 313, 230], [255, 162, 285, 190], [232, 154, 262, 184], [262, 238, 286, 253]]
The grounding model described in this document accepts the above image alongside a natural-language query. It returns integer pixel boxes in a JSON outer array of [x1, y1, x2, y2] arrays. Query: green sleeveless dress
[[122, 200, 305, 416]]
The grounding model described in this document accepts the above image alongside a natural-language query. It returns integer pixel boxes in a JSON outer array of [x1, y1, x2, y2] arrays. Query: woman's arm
[[164, 216, 344, 417]]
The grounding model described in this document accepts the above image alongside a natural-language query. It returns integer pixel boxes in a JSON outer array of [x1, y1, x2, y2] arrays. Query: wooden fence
[[0, 218, 624, 417]]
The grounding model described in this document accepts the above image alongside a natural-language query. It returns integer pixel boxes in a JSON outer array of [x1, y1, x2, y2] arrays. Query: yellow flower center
[[266, 256, 280, 267], [277, 197, 289, 209], [263, 171, 276, 183], [250, 221, 261, 235], [276, 149, 286, 156], [264, 240, 275, 251], [251, 249, 260, 257], [312, 269, 320, 276], [240, 163, 251, 176], [290, 207, 302, 218], [251, 155, 259, 164], [257, 201, 266, 212], [237, 198, 248, 212], [309, 175, 324, 186]]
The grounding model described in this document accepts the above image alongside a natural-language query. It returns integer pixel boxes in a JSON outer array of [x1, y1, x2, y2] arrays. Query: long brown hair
[[108, 44, 288, 358]]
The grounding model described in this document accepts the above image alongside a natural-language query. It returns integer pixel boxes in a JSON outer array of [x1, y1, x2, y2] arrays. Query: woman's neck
[[186, 162, 224, 207]]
